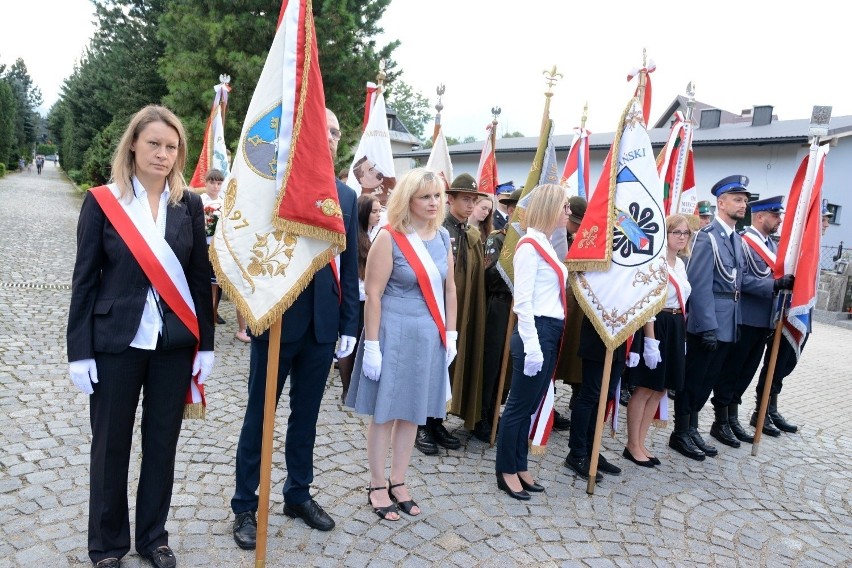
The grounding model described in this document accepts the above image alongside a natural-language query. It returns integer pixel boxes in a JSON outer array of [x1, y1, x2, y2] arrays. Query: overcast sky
[[4, 0, 849, 139]]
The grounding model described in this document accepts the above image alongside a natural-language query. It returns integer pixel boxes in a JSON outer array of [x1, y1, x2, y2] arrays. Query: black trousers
[[675, 333, 732, 417], [89, 345, 193, 563], [754, 333, 809, 399], [495, 316, 563, 474], [481, 294, 512, 422], [713, 325, 771, 407], [231, 334, 335, 513], [567, 357, 621, 458]]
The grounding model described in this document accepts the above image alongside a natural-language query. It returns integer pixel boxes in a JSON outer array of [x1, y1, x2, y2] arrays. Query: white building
[[396, 100, 852, 252]]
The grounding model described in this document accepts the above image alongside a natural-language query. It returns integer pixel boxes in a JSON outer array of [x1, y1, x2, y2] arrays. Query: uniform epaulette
[[700, 225, 714, 233]]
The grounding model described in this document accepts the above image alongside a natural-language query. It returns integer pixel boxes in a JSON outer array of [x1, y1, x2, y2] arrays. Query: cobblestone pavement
[[1, 168, 850, 567]]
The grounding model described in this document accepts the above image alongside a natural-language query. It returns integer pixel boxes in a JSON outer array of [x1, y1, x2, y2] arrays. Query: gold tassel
[[183, 403, 206, 420], [652, 419, 668, 429], [528, 441, 547, 456]]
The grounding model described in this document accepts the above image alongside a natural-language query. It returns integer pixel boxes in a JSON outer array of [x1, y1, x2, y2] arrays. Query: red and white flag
[[561, 127, 591, 200], [426, 126, 454, 191], [475, 124, 498, 195], [189, 80, 231, 189], [346, 87, 396, 206], [774, 144, 829, 356], [656, 111, 697, 215], [361, 82, 379, 132], [211, 0, 346, 333]]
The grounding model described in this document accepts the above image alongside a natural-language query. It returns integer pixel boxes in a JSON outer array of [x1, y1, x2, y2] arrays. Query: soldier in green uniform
[[472, 188, 521, 442]]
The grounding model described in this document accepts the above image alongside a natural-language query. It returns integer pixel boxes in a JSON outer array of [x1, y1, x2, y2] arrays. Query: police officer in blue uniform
[[710, 196, 793, 447], [491, 181, 515, 231], [669, 175, 749, 461]]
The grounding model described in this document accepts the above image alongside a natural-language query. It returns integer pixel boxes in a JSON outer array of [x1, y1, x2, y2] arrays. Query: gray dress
[[345, 227, 451, 425]]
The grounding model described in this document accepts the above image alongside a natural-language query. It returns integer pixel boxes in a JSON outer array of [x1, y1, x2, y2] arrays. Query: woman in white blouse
[[624, 214, 692, 466], [495, 184, 569, 500]]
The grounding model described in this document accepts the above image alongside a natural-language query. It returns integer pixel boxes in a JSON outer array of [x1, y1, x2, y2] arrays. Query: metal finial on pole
[[809, 105, 833, 139], [580, 101, 589, 129], [491, 106, 501, 126], [684, 81, 696, 122], [376, 60, 387, 90], [541, 65, 562, 132], [432, 83, 445, 144]]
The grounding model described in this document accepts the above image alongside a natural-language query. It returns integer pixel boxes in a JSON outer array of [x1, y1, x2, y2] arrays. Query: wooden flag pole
[[490, 307, 516, 446], [586, 348, 614, 495], [752, 311, 785, 456], [255, 318, 282, 567]]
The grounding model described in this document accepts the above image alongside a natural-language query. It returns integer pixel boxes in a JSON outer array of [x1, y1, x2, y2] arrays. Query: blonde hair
[[386, 167, 446, 232], [666, 214, 692, 256], [524, 184, 565, 233], [111, 105, 188, 204]]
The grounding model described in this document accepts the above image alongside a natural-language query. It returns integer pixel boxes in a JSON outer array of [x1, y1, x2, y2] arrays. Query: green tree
[[158, 0, 399, 172], [3, 58, 42, 160], [502, 130, 525, 138], [385, 80, 430, 140], [0, 80, 17, 167]]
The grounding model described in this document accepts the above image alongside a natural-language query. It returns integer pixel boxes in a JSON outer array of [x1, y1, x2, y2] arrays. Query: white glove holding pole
[[626, 352, 640, 368], [643, 338, 662, 370], [335, 335, 357, 358], [362, 340, 382, 381], [192, 351, 215, 384], [69, 359, 99, 395], [523, 349, 544, 377], [446, 331, 458, 366]]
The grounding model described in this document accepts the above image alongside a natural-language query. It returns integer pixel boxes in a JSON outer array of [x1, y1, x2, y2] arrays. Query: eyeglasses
[[328, 127, 342, 140], [668, 230, 690, 237]]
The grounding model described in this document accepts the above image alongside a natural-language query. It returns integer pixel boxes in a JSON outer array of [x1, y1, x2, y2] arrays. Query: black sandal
[[388, 479, 420, 516], [367, 485, 399, 521]]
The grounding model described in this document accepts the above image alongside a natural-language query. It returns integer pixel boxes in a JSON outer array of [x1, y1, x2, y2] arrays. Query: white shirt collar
[[714, 215, 735, 237], [132, 175, 171, 200]]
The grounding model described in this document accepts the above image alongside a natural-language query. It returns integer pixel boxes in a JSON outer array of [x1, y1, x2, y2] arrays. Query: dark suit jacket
[[254, 180, 359, 344], [67, 186, 214, 361]]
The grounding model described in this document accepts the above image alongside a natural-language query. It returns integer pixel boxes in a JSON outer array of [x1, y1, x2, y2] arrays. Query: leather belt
[[661, 307, 683, 314], [713, 291, 740, 302]]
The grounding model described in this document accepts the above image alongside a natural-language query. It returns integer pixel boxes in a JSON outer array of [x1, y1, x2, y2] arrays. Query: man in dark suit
[[231, 109, 359, 548], [670, 175, 749, 461], [711, 196, 793, 446]]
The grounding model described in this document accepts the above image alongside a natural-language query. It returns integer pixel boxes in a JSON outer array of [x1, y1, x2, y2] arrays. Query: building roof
[[398, 108, 852, 159]]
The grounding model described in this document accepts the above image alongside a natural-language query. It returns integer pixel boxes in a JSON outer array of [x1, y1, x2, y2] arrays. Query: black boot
[[669, 414, 705, 461], [429, 418, 461, 450], [415, 426, 439, 455], [768, 394, 798, 433], [710, 406, 740, 448], [751, 408, 781, 437], [727, 404, 754, 443], [688, 412, 718, 456]]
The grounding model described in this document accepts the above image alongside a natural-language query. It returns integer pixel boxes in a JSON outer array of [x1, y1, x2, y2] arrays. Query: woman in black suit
[[67, 105, 214, 568]]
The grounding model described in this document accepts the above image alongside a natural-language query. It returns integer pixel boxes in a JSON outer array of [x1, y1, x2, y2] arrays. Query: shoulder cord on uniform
[[706, 231, 737, 284], [741, 238, 772, 278]]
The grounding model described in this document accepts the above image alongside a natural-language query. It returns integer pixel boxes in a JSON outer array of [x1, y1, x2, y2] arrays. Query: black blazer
[[254, 180, 360, 344], [67, 186, 214, 361]]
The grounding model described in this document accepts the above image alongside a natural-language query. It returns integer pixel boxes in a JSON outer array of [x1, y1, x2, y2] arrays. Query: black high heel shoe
[[388, 479, 420, 516], [518, 476, 545, 492], [367, 485, 399, 521], [622, 447, 654, 468], [496, 472, 531, 501]]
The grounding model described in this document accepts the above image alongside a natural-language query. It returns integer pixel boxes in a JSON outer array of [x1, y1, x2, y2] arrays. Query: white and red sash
[[90, 185, 205, 412], [741, 230, 777, 267], [385, 225, 447, 346], [515, 236, 568, 454]]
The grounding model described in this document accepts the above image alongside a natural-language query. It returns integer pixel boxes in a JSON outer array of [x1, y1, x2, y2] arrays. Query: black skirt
[[631, 310, 686, 392]]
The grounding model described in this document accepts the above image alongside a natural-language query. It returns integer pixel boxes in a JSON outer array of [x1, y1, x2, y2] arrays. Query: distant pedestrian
[[36, 155, 45, 174]]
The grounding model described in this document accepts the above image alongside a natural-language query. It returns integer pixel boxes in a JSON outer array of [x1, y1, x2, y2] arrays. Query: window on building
[[827, 203, 841, 225]]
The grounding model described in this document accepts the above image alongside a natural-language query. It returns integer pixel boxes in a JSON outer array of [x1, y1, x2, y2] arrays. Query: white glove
[[446, 331, 458, 366], [523, 350, 544, 377], [626, 352, 640, 368], [362, 340, 382, 381], [192, 351, 215, 384], [335, 335, 357, 358], [643, 338, 662, 370], [69, 359, 98, 395]]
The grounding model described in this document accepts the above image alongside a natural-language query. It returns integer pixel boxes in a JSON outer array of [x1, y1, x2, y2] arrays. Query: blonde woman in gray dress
[[346, 168, 458, 521]]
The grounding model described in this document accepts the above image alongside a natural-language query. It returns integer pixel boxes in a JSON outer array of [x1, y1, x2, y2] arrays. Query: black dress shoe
[[415, 426, 439, 455], [232, 510, 257, 550], [142, 546, 175, 568], [750, 411, 781, 437], [552, 411, 571, 431], [622, 447, 654, 468], [215, 313, 226, 324], [430, 421, 461, 450], [564, 454, 603, 481], [94, 559, 120, 568], [284, 499, 335, 531], [689, 429, 718, 456], [710, 421, 741, 448], [596, 453, 622, 476], [472, 419, 492, 443], [669, 431, 705, 461], [495, 472, 531, 500], [768, 396, 798, 433], [518, 477, 545, 492]]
